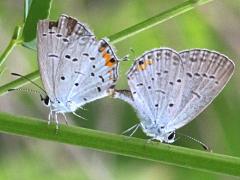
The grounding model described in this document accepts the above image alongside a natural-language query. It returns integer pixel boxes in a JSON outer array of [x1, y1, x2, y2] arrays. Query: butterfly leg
[[54, 112, 59, 131], [72, 111, 87, 120], [61, 112, 68, 126], [48, 108, 53, 125], [122, 124, 140, 136]]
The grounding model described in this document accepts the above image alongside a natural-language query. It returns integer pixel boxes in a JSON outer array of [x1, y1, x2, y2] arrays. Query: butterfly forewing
[[165, 49, 234, 132]]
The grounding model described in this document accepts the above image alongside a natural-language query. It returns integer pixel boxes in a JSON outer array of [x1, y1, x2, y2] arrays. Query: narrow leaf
[[0, 112, 239, 177]]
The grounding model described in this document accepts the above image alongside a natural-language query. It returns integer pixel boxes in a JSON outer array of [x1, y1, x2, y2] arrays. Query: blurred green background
[[0, 0, 240, 179]]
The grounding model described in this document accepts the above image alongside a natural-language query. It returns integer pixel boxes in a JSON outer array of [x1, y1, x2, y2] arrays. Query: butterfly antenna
[[120, 48, 135, 62], [11, 73, 46, 95], [176, 132, 211, 151], [8, 88, 43, 96]]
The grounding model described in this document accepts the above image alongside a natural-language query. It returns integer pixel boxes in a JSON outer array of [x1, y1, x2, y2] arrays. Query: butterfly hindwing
[[37, 14, 93, 101], [54, 38, 119, 106], [166, 49, 234, 132]]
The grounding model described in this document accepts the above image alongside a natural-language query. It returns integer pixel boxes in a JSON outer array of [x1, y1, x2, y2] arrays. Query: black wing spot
[[139, 60, 144, 65], [90, 57, 95, 60], [56, 33, 62, 37], [215, 81, 219, 84], [177, 79, 181, 83], [137, 83, 143, 86], [155, 104, 159, 107], [110, 58, 116, 63], [151, 77, 155, 80], [60, 76, 65, 80], [42, 33, 47, 36], [156, 72, 161, 76], [65, 55, 71, 59], [62, 38, 69, 42], [169, 82, 174, 85], [194, 72, 200, 77], [97, 87, 101, 92], [48, 54, 59, 58], [148, 86, 151, 89], [91, 72, 95, 76], [75, 83, 79, 86], [49, 31, 55, 34], [82, 53, 89, 56], [169, 103, 174, 107], [99, 75, 104, 82], [72, 58, 78, 62], [209, 75, 215, 79], [191, 90, 201, 99], [202, 73, 208, 78], [186, 72, 192, 78], [164, 70, 168, 73], [92, 65, 96, 68], [133, 91, 137, 94], [83, 98, 87, 101]]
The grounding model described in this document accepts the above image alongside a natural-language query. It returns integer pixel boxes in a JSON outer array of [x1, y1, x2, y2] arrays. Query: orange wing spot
[[103, 53, 111, 61], [103, 52, 116, 67], [137, 59, 154, 71]]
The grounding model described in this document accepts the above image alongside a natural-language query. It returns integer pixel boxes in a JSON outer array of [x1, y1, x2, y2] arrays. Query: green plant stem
[[108, 0, 213, 43], [0, 70, 39, 96], [0, 0, 213, 96], [0, 26, 23, 69], [0, 112, 239, 176]]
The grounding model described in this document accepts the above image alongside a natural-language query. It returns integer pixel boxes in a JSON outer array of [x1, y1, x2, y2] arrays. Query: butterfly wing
[[165, 49, 234, 132], [37, 14, 93, 101], [127, 48, 185, 128], [54, 38, 119, 106]]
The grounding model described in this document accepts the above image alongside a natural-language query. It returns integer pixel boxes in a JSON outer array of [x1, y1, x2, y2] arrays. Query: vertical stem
[[0, 26, 22, 69]]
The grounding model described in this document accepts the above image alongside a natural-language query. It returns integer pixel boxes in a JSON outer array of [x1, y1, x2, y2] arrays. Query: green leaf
[[24, 0, 33, 21], [22, 0, 52, 49], [0, 112, 239, 177]]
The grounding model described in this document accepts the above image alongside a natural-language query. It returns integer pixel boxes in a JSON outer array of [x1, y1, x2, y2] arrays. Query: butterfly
[[113, 48, 234, 143], [37, 14, 119, 126]]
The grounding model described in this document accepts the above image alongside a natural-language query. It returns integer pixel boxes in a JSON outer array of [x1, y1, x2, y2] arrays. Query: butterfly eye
[[41, 95, 50, 107], [167, 132, 175, 141]]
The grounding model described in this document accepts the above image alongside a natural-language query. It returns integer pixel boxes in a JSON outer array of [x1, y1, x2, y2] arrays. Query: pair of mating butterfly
[[32, 14, 235, 144]]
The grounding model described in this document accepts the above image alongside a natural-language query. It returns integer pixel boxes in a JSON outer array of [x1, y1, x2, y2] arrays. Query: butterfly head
[[159, 131, 176, 143], [141, 123, 176, 143]]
